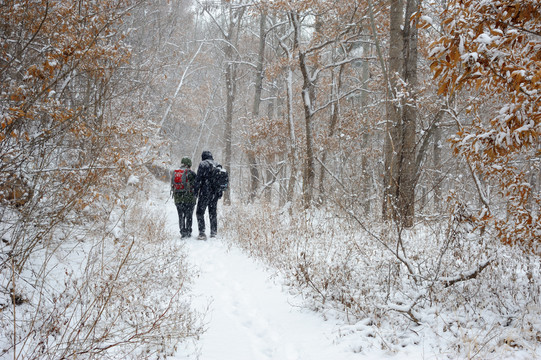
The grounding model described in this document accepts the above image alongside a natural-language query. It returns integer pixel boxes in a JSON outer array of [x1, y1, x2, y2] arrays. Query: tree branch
[[440, 258, 493, 288]]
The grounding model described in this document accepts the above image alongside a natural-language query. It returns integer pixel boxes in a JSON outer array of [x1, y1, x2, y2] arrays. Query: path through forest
[[163, 202, 375, 360]]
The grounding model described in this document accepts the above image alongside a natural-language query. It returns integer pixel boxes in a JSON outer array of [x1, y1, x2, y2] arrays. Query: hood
[[201, 151, 213, 161]]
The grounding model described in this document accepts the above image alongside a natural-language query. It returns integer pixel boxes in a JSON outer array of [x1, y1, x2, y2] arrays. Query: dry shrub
[[221, 201, 541, 357], [0, 178, 203, 359]]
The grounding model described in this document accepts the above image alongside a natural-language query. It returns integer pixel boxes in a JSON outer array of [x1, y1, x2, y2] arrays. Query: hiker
[[194, 151, 228, 240], [171, 157, 197, 239]]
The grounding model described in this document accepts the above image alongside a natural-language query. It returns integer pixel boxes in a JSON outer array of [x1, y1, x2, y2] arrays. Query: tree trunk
[[285, 64, 298, 205], [360, 41, 371, 215], [247, 11, 266, 203], [397, 0, 419, 227], [433, 119, 442, 214], [276, 27, 299, 207], [222, 3, 245, 206], [224, 47, 234, 206], [382, 0, 404, 221], [382, 0, 419, 227], [290, 11, 315, 208], [318, 65, 343, 205], [265, 100, 275, 202]]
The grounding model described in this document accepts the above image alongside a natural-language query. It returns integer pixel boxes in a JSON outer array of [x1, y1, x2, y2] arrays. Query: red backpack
[[172, 169, 188, 192]]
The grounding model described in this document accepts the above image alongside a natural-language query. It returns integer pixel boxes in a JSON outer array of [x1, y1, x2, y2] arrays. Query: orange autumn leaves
[[1, 1, 139, 214], [427, 0, 540, 250], [1, 0, 133, 143]]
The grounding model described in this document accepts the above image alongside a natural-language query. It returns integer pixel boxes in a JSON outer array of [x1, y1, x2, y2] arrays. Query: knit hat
[[181, 157, 192, 167]]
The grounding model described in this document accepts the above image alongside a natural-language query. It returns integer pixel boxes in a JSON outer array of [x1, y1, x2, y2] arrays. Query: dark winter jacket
[[194, 151, 222, 201], [171, 165, 196, 205]]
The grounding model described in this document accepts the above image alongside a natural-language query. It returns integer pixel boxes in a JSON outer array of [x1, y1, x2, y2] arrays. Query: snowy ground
[[177, 239, 365, 360], [162, 200, 423, 360]]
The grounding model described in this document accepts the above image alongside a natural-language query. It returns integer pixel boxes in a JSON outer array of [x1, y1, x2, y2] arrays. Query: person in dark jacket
[[194, 151, 223, 240], [171, 157, 197, 238]]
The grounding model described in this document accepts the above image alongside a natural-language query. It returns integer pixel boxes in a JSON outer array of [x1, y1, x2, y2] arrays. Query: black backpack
[[208, 161, 229, 192]]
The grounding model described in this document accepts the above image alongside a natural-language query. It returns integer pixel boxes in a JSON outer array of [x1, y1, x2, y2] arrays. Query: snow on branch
[[440, 258, 494, 288], [381, 291, 425, 324]]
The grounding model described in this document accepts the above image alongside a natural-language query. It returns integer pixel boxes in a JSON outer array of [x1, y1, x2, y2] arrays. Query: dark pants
[[176, 203, 195, 237], [196, 194, 218, 236]]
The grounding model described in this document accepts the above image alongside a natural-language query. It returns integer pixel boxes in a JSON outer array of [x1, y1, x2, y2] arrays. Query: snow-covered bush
[[0, 175, 203, 359], [222, 201, 541, 358]]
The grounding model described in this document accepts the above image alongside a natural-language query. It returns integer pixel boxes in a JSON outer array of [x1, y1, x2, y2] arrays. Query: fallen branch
[[440, 258, 494, 288]]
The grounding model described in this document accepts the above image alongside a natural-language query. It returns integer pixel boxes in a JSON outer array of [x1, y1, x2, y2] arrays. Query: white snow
[[162, 203, 396, 360], [475, 33, 494, 45], [176, 240, 366, 360], [420, 15, 434, 27], [127, 174, 140, 185]]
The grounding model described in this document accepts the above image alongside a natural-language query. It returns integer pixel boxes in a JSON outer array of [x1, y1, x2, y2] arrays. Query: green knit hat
[[181, 157, 192, 167]]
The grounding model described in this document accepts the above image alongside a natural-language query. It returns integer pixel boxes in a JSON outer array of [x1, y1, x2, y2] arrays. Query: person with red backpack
[[171, 157, 197, 238]]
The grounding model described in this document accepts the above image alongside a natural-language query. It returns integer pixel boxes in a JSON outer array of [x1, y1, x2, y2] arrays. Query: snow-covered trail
[[180, 239, 365, 360], [163, 202, 371, 360]]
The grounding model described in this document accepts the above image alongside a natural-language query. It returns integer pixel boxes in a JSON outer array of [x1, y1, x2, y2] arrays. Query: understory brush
[[222, 202, 541, 358], [0, 174, 203, 359]]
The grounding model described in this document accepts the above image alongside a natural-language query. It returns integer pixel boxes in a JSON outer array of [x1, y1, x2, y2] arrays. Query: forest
[[0, 0, 539, 358]]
